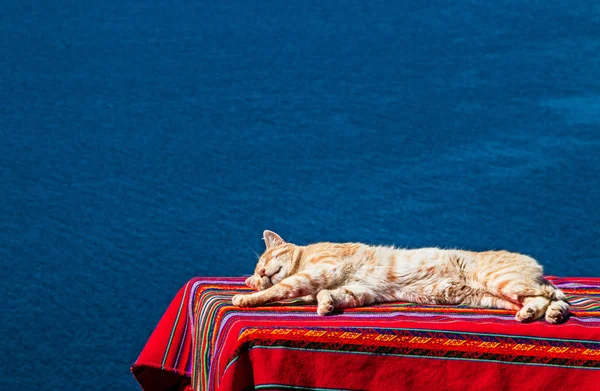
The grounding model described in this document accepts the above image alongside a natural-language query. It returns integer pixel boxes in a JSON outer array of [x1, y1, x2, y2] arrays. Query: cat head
[[245, 230, 298, 291]]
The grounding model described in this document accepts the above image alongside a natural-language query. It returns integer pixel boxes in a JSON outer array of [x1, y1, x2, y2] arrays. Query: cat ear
[[263, 230, 285, 248]]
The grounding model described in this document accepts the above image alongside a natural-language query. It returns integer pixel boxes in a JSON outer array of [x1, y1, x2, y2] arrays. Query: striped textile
[[131, 277, 600, 391]]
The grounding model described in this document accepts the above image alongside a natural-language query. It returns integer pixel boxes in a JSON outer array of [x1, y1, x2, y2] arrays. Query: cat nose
[[259, 268, 266, 277]]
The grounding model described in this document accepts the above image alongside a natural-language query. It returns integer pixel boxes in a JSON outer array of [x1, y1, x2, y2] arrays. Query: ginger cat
[[232, 230, 570, 323]]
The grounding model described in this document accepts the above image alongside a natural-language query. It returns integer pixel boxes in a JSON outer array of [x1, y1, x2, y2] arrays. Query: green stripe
[[194, 289, 246, 390], [202, 294, 230, 385], [161, 282, 189, 368]]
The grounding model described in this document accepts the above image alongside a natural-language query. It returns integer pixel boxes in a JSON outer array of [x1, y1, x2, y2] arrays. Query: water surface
[[1, 1, 599, 389]]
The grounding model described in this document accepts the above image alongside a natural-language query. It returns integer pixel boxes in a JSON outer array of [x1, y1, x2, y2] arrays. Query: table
[[131, 277, 600, 391]]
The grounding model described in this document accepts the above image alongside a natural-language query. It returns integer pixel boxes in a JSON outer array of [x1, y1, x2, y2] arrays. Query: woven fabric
[[131, 277, 600, 391]]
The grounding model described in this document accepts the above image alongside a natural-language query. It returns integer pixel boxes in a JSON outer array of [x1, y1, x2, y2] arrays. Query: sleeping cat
[[232, 230, 570, 323]]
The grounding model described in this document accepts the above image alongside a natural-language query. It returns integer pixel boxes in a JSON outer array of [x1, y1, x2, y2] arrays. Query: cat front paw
[[316, 290, 334, 315], [232, 294, 248, 307], [317, 302, 334, 315], [245, 276, 255, 288]]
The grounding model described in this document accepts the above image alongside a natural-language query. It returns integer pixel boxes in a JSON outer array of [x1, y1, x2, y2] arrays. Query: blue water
[[1, 1, 599, 389]]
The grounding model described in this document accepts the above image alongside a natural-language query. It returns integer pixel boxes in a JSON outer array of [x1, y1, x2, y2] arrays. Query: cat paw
[[316, 290, 334, 315], [317, 302, 334, 315], [232, 294, 247, 307], [545, 301, 569, 324], [515, 306, 537, 323]]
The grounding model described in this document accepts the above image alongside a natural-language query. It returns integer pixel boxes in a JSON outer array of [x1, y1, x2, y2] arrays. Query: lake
[[1, 1, 599, 389]]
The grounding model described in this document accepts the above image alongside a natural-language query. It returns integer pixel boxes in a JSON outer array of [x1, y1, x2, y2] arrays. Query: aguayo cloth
[[131, 277, 600, 391]]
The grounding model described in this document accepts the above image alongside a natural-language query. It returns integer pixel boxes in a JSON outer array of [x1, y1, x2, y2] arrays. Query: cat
[[232, 230, 570, 323]]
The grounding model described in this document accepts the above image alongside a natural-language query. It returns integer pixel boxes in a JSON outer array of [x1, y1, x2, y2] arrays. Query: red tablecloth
[[131, 277, 600, 391]]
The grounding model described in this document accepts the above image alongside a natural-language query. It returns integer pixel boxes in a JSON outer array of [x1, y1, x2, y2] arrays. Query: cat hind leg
[[316, 290, 334, 315], [545, 299, 569, 324], [512, 281, 569, 323], [515, 296, 551, 323], [462, 293, 520, 311]]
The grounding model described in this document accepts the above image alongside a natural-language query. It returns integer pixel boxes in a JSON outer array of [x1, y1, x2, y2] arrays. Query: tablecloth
[[131, 276, 600, 391]]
